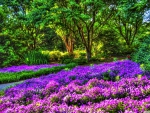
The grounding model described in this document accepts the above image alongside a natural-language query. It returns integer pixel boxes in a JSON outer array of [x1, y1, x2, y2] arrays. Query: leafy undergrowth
[[0, 60, 150, 113]]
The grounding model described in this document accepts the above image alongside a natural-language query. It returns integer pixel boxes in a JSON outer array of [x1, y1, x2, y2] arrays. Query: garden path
[[0, 80, 24, 91]]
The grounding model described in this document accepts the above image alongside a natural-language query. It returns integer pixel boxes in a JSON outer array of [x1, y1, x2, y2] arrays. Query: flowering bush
[[0, 60, 150, 112]]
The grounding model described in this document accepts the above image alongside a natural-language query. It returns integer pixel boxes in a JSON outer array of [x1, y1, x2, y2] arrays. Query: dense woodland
[[0, 0, 150, 67]]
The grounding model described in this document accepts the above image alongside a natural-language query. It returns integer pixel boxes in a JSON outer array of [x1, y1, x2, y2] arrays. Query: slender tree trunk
[[63, 36, 74, 54], [68, 38, 74, 54], [86, 45, 92, 62], [86, 49, 91, 62]]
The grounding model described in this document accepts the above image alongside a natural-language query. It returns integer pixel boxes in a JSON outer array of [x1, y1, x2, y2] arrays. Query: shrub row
[[25, 50, 103, 66], [0, 63, 77, 84], [62, 58, 87, 65], [42, 50, 87, 62]]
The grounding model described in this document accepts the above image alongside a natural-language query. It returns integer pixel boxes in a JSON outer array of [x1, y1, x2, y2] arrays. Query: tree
[[112, 0, 148, 49], [2, 0, 51, 51], [52, 0, 115, 61]]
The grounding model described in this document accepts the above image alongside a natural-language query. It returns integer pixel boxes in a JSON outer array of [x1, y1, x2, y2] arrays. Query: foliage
[[0, 0, 149, 67], [62, 58, 73, 64], [73, 58, 88, 65], [42, 50, 64, 62], [102, 70, 119, 81], [24, 50, 50, 65], [90, 57, 101, 62], [113, 57, 118, 62], [61, 57, 87, 65], [48, 0, 116, 61], [61, 51, 87, 65], [0, 0, 60, 67], [41, 50, 87, 64], [61, 53, 75, 63], [0, 6, 5, 32], [112, 0, 147, 48], [49, 51, 63, 61], [98, 28, 123, 56], [40, 28, 65, 51], [0, 35, 22, 68], [131, 35, 150, 71], [79, 52, 86, 58], [74, 50, 86, 58]]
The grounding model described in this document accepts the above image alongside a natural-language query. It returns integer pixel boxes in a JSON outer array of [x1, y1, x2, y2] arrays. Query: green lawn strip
[[0, 63, 77, 84]]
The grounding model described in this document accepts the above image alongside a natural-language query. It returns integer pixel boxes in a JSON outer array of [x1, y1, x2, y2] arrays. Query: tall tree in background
[[26, 0, 77, 54], [52, 0, 115, 61], [112, 0, 148, 49]]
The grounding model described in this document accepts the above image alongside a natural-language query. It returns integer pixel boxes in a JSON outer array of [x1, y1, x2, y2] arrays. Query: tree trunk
[[86, 48, 92, 62], [63, 36, 74, 54]]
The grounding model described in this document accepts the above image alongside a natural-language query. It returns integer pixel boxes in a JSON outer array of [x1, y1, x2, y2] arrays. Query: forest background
[[0, 0, 150, 67]]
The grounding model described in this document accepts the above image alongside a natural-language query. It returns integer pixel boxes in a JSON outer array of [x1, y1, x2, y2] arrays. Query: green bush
[[42, 50, 87, 63], [74, 50, 86, 58], [0, 46, 20, 67], [24, 50, 50, 65], [73, 57, 87, 65], [90, 57, 101, 62], [61, 53, 75, 63], [131, 35, 150, 71], [61, 57, 87, 65], [0, 38, 21, 67], [62, 58, 73, 64], [48, 50, 63, 61], [79, 52, 86, 58]]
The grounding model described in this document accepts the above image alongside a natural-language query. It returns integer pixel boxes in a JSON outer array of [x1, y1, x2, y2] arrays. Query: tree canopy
[[0, 0, 150, 66]]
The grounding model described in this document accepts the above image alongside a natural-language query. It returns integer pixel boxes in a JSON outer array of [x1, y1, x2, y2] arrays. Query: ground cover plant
[[1, 60, 150, 112], [0, 64, 63, 73], [0, 63, 77, 84]]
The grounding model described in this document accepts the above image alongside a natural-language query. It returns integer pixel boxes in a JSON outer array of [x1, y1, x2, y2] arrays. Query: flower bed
[[0, 63, 76, 84], [0, 60, 150, 112], [0, 64, 64, 73]]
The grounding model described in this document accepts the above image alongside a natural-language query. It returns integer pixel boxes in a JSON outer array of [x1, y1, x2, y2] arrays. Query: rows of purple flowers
[[1, 77, 150, 112], [0, 60, 150, 112], [9, 60, 143, 89], [0, 64, 64, 73]]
